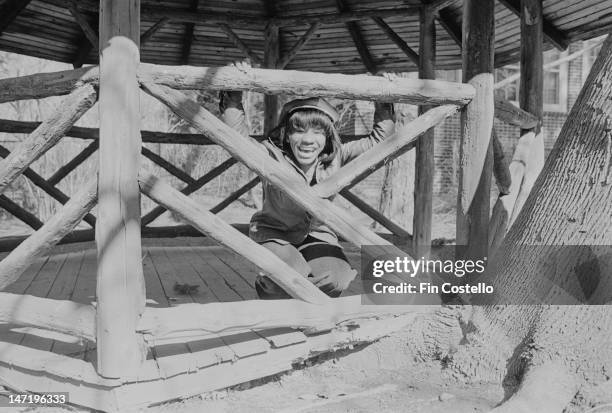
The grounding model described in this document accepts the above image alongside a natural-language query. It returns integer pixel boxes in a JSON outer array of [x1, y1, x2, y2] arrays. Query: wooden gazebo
[[0, 0, 611, 411]]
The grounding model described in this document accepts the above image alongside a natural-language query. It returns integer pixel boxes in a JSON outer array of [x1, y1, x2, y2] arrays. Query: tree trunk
[[440, 34, 612, 412]]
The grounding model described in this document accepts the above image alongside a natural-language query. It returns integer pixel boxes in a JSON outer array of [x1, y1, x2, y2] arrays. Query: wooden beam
[[68, 0, 99, 48], [0, 85, 97, 195], [0, 223, 250, 253], [139, 173, 330, 304], [140, 18, 169, 46], [141, 157, 237, 226], [47, 140, 99, 186], [141, 146, 196, 186], [141, 64, 475, 105], [488, 131, 533, 253], [138, 295, 430, 338], [313, 104, 459, 198], [0, 119, 377, 146], [435, 8, 462, 49], [278, 23, 320, 69], [218, 23, 263, 65], [425, 0, 457, 12], [0, 293, 95, 342], [0, 0, 34, 35], [498, 0, 569, 51], [141, 83, 437, 292], [0, 144, 96, 228], [519, 0, 544, 133], [210, 177, 260, 214], [413, 7, 436, 258], [372, 17, 419, 65], [0, 178, 97, 290], [180, 0, 199, 65], [340, 189, 411, 240], [263, 22, 280, 134], [492, 129, 512, 195], [494, 96, 539, 129], [337, 0, 376, 73], [96, 0, 145, 379], [456, 0, 495, 261], [0, 64, 475, 106], [0, 195, 43, 230]]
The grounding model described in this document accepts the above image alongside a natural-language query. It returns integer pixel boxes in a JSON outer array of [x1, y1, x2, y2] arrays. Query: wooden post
[[263, 22, 279, 134], [95, 0, 146, 379], [413, 7, 436, 258], [520, 0, 543, 135], [456, 0, 495, 261]]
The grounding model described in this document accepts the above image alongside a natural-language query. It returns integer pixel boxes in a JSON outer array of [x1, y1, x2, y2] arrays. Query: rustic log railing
[[0, 61, 534, 391]]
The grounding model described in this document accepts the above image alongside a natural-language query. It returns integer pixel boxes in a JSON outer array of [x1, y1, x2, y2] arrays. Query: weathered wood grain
[[139, 63, 474, 106], [0, 85, 96, 195], [456, 0, 495, 261], [0, 292, 95, 341], [278, 23, 320, 69], [313, 104, 459, 198], [138, 295, 433, 338], [413, 7, 436, 258], [95, 0, 146, 379], [0, 178, 97, 290]]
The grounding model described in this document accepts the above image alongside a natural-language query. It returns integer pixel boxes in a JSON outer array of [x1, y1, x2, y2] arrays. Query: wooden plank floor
[[0, 240, 365, 375]]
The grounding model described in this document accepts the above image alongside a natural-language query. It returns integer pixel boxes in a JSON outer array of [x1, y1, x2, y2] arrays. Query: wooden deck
[[0, 238, 363, 377]]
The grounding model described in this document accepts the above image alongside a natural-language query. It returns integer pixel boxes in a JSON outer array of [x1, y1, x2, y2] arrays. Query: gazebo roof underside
[[0, 0, 611, 74]]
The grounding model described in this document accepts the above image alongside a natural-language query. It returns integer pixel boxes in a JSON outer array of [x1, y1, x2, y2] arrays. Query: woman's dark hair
[[273, 109, 342, 167]]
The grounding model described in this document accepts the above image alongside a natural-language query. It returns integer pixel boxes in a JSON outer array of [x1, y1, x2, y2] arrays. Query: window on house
[[494, 49, 568, 113]]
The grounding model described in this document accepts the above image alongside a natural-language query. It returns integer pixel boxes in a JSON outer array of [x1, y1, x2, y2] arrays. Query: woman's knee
[[260, 241, 312, 277]]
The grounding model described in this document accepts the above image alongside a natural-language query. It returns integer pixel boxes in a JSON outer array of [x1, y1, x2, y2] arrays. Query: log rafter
[[140, 18, 170, 46], [372, 17, 419, 66], [278, 23, 320, 69], [0, 0, 34, 34], [336, 0, 377, 73], [180, 0, 199, 65], [67, 0, 99, 48], [435, 8, 462, 49], [498, 0, 569, 51], [218, 23, 263, 65]]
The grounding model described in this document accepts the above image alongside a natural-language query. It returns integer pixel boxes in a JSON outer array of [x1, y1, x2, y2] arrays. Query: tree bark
[[448, 35, 612, 412]]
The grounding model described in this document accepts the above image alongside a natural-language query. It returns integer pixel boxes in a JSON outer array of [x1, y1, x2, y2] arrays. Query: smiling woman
[[219, 90, 395, 299]]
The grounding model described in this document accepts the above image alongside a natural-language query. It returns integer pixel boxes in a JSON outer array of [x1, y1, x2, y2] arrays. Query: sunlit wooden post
[[456, 0, 495, 262], [95, 0, 146, 378]]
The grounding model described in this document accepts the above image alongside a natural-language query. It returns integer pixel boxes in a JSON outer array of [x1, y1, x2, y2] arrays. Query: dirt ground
[[150, 336, 505, 413]]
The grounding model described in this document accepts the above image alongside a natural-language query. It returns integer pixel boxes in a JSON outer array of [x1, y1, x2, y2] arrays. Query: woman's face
[[287, 127, 327, 169]]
